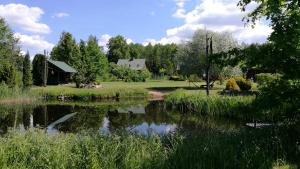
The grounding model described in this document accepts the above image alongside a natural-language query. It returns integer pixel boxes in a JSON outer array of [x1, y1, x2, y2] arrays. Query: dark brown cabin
[[47, 60, 77, 85]]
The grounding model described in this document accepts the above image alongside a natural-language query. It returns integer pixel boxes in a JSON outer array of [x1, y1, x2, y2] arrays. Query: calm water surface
[[0, 100, 242, 135]]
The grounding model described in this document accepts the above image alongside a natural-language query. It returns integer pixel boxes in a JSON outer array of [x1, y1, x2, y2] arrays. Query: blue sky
[[0, 0, 272, 56]]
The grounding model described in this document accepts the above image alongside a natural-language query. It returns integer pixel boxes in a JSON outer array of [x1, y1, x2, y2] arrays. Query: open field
[[31, 80, 228, 101]]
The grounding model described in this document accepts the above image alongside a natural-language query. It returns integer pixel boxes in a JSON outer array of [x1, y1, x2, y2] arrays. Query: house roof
[[48, 60, 77, 73], [117, 59, 146, 70]]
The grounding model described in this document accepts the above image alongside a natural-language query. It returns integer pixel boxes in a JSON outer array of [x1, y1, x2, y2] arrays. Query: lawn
[[31, 80, 228, 100]]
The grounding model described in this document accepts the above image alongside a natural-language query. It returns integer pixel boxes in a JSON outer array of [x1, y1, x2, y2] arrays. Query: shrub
[[110, 63, 151, 82], [225, 78, 240, 91], [188, 74, 201, 82], [169, 75, 185, 81], [256, 73, 280, 87], [234, 77, 252, 91]]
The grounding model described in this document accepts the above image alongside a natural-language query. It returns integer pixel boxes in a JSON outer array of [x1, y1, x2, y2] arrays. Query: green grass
[[0, 127, 298, 169], [30, 80, 228, 101], [0, 84, 39, 103], [165, 89, 255, 118], [32, 84, 148, 100]]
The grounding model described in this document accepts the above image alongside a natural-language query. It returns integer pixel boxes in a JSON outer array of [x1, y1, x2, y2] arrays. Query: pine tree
[[22, 51, 32, 88]]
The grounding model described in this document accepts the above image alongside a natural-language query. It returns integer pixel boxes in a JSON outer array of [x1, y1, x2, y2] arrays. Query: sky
[[0, 0, 273, 56]]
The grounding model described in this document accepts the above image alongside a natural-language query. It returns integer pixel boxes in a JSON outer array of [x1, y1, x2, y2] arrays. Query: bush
[[110, 63, 151, 82], [169, 75, 185, 81], [256, 73, 280, 87], [225, 78, 240, 91], [234, 77, 252, 91]]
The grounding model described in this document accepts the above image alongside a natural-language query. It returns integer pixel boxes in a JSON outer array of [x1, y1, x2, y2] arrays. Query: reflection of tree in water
[[0, 105, 34, 134], [58, 106, 106, 133]]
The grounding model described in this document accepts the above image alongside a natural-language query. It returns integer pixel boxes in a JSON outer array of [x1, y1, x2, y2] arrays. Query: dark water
[[0, 100, 242, 135]]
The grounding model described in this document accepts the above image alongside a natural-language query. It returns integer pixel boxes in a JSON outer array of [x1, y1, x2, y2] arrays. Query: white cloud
[[52, 12, 70, 18], [0, 3, 50, 34], [146, 0, 272, 45], [98, 34, 134, 52], [14, 33, 54, 57], [98, 34, 111, 53]]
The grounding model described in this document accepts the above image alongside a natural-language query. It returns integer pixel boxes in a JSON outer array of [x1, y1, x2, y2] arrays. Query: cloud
[[52, 12, 70, 18], [14, 33, 54, 57], [98, 34, 134, 52], [98, 34, 111, 52], [0, 3, 50, 34], [146, 0, 272, 45]]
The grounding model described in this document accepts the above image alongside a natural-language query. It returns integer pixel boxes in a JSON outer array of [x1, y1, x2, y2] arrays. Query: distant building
[[117, 59, 146, 70], [47, 60, 77, 85]]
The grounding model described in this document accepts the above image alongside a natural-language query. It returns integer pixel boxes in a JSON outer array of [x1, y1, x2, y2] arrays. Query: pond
[[0, 100, 243, 135]]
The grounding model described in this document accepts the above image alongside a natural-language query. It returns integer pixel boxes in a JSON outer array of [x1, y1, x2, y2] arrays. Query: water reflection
[[0, 101, 242, 135]]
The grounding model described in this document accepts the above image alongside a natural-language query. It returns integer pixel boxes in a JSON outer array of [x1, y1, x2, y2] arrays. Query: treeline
[[31, 32, 179, 86], [0, 18, 32, 89]]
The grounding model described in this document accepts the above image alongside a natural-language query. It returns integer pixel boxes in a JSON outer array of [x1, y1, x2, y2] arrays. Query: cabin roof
[[117, 59, 146, 70], [48, 60, 77, 73]]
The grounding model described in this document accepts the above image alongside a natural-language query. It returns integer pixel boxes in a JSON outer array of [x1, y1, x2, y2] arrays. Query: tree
[[32, 54, 47, 86], [22, 52, 32, 88], [177, 29, 238, 80], [50, 32, 80, 66], [237, 0, 300, 116], [85, 35, 108, 82], [107, 35, 130, 63], [0, 18, 23, 87], [238, 0, 300, 79]]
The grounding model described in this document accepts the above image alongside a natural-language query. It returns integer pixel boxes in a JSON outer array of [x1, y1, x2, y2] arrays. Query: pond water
[[0, 100, 242, 135]]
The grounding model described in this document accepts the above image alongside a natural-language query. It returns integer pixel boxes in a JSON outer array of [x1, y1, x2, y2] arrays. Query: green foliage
[[166, 89, 253, 117], [188, 74, 201, 82], [253, 79, 300, 117], [110, 63, 151, 82], [32, 85, 148, 101], [107, 35, 130, 63], [0, 18, 22, 70], [169, 75, 185, 81], [177, 29, 238, 78], [234, 77, 252, 91], [0, 130, 168, 169], [22, 52, 32, 88], [145, 44, 178, 75], [0, 61, 17, 87], [225, 78, 240, 91], [256, 73, 280, 87], [32, 54, 47, 86], [238, 0, 300, 79], [50, 31, 81, 66], [85, 36, 108, 80]]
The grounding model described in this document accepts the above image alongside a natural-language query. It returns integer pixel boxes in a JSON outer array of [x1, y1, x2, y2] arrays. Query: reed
[[165, 89, 255, 118]]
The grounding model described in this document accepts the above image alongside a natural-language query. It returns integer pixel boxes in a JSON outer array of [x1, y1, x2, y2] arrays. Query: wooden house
[[47, 60, 77, 85]]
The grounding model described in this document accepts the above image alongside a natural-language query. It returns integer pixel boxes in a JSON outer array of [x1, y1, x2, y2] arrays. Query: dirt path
[[148, 90, 166, 101]]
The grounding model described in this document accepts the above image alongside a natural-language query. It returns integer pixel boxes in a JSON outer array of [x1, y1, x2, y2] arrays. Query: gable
[[48, 60, 77, 73]]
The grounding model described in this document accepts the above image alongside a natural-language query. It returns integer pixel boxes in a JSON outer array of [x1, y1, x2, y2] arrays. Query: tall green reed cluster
[[165, 89, 254, 118], [0, 130, 169, 169]]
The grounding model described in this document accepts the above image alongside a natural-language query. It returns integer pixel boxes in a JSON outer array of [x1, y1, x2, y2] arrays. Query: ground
[[31, 80, 228, 100]]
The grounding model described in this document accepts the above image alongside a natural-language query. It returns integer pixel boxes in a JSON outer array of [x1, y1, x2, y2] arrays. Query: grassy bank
[[0, 84, 39, 104], [165, 89, 255, 118], [0, 128, 298, 169], [31, 80, 193, 101], [32, 85, 149, 100]]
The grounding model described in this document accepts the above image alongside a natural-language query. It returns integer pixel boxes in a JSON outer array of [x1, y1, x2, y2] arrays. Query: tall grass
[[0, 83, 39, 102], [32, 85, 149, 101], [0, 130, 169, 169], [165, 89, 255, 118], [0, 127, 298, 169]]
